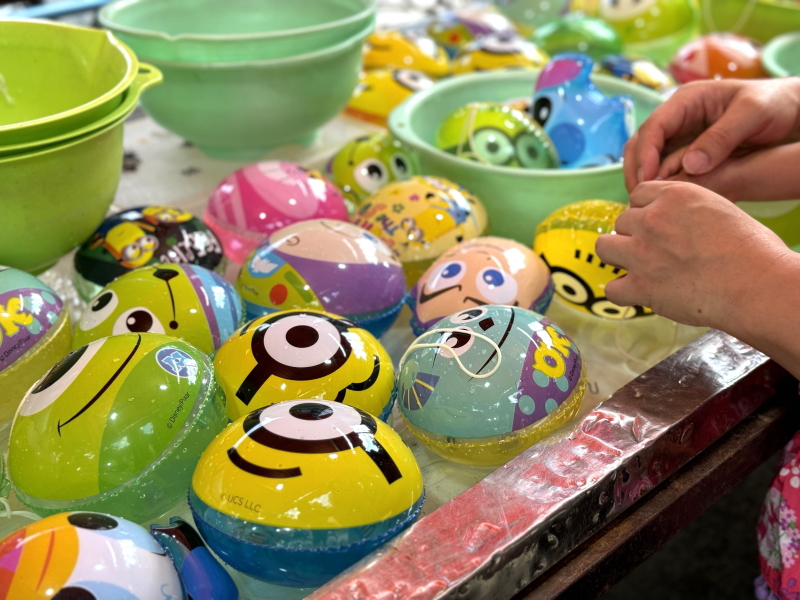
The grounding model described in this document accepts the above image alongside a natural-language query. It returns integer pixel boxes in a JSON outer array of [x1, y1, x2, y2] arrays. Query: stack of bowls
[[0, 20, 162, 274], [99, 0, 377, 160]]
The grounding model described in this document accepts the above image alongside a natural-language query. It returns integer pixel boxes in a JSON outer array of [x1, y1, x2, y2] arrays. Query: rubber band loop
[[399, 327, 503, 379], [0, 498, 40, 522], [702, 0, 759, 34]]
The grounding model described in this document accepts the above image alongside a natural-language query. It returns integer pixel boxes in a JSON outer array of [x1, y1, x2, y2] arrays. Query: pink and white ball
[[204, 161, 349, 264]]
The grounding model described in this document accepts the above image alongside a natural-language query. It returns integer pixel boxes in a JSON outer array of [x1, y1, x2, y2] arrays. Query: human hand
[[594, 181, 794, 331], [623, 78, 800, 192]]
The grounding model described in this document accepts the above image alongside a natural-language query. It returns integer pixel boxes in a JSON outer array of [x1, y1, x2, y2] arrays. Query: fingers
[[657, 146, 687, 180], [628, 180, 664, 209], [633, 93, 695, 183], [595, 232, 634, 271], [623, 133, 639, 192], [604, 275, 650, 309], [613, 207, 637, 236]]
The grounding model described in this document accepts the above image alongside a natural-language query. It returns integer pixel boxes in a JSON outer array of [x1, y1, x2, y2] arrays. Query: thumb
[[681, 102, 762, 176]]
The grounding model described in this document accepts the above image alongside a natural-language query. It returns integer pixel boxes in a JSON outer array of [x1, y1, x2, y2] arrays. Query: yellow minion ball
[[533, 200, 653, 319], [214, 309, 395, 422]]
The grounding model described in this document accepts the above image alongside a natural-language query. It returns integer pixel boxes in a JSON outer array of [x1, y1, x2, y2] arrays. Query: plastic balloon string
[[614, 316, 679, 365], [399, 328, 502, 379], [0, 498, 40, 522], [702, 0, 759, 34]]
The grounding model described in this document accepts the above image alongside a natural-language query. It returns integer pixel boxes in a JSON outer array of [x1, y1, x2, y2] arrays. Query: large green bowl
[[100, 0, 375, 63], [139, 23, 371, 160], [762, 31, 800, 77], [0, 114, 128, 274], [0, 20, 138, 146], [388, 70, 663, 245]]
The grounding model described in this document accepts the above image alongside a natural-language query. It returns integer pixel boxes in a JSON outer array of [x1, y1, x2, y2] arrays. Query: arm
[[595, 181, 800, 380]]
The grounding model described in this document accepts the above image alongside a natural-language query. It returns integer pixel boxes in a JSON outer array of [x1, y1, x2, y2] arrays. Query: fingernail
[[655, 176, 663, 181], [683, 150, 711, 174], [637, 167, 643, 183]]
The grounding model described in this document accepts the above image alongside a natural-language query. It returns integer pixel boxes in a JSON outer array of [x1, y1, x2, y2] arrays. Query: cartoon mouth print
[[236, 312, 381, 406], [229, 402, 402, 483]]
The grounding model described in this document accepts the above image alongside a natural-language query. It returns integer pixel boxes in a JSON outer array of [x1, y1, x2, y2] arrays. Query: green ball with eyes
[[435, 102, 560, 169], [7, 332, 227, 523]]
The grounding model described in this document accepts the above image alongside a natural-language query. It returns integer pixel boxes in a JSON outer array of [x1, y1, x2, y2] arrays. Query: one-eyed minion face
[[140, 205, 194, 224], [533, 199, 653, 319], [73, 264, 244, 354], [8, 333, 214, 508], [189, 400, 423, 533], [599, 0, 695, 43], [451, 34, 549, 74], [0, 511, 182, 600], [215, 310, 395, 422], [326, 133, 418, 209], [100, 222, 159, 269], [363, 31, 451, 78], [411, 237, 553, 332], [346, 68, 434, 126], [436, 102, 559, 168]]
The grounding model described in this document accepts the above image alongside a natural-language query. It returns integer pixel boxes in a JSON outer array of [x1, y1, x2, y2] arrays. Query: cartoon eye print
[[420, 260, 467, 303], [533, 97, 552, 126], [551, 268, 592, 306], [437, 326, 476, 357], [237, 313, 381, 407], [354, 158, 390, 194], [476, 267, 518, 304], [390, 152, 412, 179], [450, 307, 489, 325], [472, 128, 515, 165], [590, 300, 637, 320], [79, 290, 119, 331], [228, 401, 402, 483], [121, 243, 144, 263], [479, 34, 521, 55], [113, 307, 166, 335], [393, 69, 434, 92], [515, 133, 544, 168]]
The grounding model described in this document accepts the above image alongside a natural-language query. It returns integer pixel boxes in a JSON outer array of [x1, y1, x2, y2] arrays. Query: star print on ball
[[0, 267, 72, 422], [236, 219, 406, 337], [8, 333, 226, 523], [436, 102, 559, 168], [409, 237, 554, 335], [204, 161, 349, 265], [73, 264, 244, 354], [352, 176, 489, 286], [0, 511, 183, 600], [397, 306, 586, 466], [73, 205, 224, 301], [214, 309, 395, 422], [189, 400, 424, 587], [532, 53, 634, 169], [534, 199, 653, 319]]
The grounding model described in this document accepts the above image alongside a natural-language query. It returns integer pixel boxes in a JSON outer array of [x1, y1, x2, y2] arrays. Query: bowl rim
[[761, 31, 800, 78], [99, 0, 376, 43], [138, 20, 374, 69], [388, 69, 664, 178], [0, 20, 138, 136]]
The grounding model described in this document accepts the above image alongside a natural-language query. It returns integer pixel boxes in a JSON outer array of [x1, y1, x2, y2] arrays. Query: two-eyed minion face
[[8, 333, 213, 507], [74, 264, 244, 354], [214, 310, 395, 422], [190, 400, 423, 531]]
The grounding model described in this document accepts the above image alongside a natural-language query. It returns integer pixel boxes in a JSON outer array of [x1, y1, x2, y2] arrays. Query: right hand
[[623, 78, 800, 192]]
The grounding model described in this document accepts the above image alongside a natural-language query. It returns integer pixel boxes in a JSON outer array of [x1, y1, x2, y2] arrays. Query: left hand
[[594, 180, 793, 330]]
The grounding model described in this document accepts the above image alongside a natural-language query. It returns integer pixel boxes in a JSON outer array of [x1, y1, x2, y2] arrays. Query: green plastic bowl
[[0, 64, 162, 158], [699, 0, 800, 44], [139, 23, 372, 160], [388, 70, 663, 245], [99, 0, 375, 63], [762, 31, 800, 77], [0, 112, 130, 274], [0, 20, 138, 146]]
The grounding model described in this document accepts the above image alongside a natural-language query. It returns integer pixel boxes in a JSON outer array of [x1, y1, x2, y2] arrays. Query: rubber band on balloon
[[0, 498, 40, 523], [702, 0, 760, 34], [399, 327, 503, 379], [614, 314, 679, 365], [455, 103, 494, 166]]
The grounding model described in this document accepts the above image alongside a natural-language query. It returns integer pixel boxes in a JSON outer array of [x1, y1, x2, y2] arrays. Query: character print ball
[[0, 512, 183, 600], [73, 205, 224, 301], [436, 102, 559, 168], [236, 219, 406, 337], [151, 517, 238, 600], [352, 176, 489, 286], [599, 54, 675, 92], [427, 6, 518, 55], [8, 333, 227, 523], [532, 53, 634, 168], [204, 161, 349, 265], [0, 267, 72, 423], [215, 309, 395, 422], [409, 237, 554, 335], [363, 30, 450, 78], [189, 400, 424, 587], [397, 306, 586, 466], [534, 199, 653, 319], [345, 68, 434, 127], [325, 133, 419, 211], [669, 34, 767, 84], [451, 34, 549, 75], [74, 264, 244, 354]]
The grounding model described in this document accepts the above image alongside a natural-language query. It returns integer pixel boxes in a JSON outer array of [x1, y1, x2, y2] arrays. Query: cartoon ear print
[[228, 402, 402, 483], [236, 313, 381, 406], [476, 266, 518, 304], [354, 158, 390, 194], [79, 290, 119, 331]]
